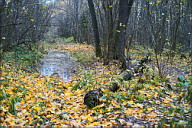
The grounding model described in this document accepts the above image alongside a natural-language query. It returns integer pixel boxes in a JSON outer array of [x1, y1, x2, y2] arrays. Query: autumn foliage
[[0, 43, 191, 127]]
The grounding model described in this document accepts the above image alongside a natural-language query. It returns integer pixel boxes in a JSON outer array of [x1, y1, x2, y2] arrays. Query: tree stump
[[84, 89, 103, 108]]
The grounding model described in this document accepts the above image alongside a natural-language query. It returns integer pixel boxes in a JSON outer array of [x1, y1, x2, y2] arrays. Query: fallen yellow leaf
[[33, 106, 41, 112], [147, 107, 153, 111], [147, 113, 157, 118], [103, 88, 110, 93], [127, 100, 134, 104], [88, 117, 96, 122], [91, 122, 101, 126], [122, 92, 127, 96], [84, 115, 91, 120], [138, 110, 143, 113], [125, 109, 132, 115]]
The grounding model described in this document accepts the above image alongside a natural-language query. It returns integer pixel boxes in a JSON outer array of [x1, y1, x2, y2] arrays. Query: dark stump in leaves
[[134, 64, 146, 73], [84, 89, 103, 108], [122, 71, 134, 81], [139, 54, 151, 64], [109, 82, 120, 92], [180, 54, 187, 59]]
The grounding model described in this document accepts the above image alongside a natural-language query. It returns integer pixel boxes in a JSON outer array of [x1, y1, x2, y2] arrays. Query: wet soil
[[38, 50, 78, 80]]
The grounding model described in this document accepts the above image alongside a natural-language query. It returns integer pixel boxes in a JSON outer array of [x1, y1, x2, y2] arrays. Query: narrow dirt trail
[[38, 50, 78, 80]]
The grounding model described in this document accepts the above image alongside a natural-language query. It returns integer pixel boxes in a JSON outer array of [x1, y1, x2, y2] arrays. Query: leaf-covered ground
[[0, 43, 191, 127]]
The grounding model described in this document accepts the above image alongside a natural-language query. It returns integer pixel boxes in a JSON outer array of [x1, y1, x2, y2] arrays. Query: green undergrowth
[[46, 37, 76, 44], [2, 43, 46, 72], [71, 50, 96, 65], [1, 38, 191, 127], [69, 44, 192, 127], [72, 62, 192, 127]]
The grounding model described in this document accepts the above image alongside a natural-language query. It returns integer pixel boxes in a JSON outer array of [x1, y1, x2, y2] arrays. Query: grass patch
[[46, 37, 76, 44], [2, 42, 46, 72]]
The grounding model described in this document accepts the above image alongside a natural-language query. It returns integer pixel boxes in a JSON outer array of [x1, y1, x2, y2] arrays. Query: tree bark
[[0, 0, 5, 49], [87, 0, 101, 57], [0, 0, 5, 75], [114, 0, 134, 61]]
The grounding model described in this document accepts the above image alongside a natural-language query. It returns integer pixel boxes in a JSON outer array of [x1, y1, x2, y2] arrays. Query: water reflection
[[38, 50, 77, 80]]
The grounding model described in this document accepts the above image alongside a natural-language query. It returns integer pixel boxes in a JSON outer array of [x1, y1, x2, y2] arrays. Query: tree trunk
[[87, 0, 101, 57], [0, 0, 5, 49], [0, 0, 5, 74], [114, 0, 134, 61]]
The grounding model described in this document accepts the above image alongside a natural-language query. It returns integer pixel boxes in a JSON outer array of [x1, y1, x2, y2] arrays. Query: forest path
[[1, 43, 191, 127], [38, 49, 78, 80]]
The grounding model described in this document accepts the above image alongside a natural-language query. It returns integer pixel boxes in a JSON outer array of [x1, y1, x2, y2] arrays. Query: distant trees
[[54, 0, 135, 62], [0, 0, 53, 51], [51, 0, 191, 65], [53, 0, 92, 43], [2, 0, 191, 67]]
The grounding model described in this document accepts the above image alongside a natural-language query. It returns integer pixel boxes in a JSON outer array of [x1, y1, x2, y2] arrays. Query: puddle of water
[[38, 50, 77, 80]]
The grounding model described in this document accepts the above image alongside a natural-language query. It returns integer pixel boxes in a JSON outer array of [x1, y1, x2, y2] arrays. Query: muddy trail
[[38, 50, 78, 80]]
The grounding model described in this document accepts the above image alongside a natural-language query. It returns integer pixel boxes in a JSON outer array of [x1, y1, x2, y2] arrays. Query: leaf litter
[[0, 43, 191, 127]]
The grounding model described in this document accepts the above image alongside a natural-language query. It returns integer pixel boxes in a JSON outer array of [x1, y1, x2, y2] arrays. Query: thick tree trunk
[[0, 8, 2, 50], [0, 0, 5, 49], [102, 0, 114, 65], [87, 0, 101, 57], [107, 0, 115, 61], [0, 0, 5, 75], [114, 0, 134, 61]]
